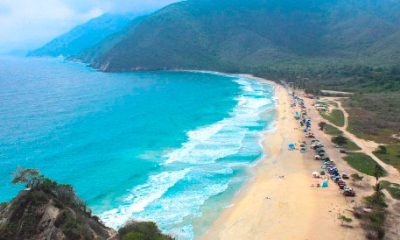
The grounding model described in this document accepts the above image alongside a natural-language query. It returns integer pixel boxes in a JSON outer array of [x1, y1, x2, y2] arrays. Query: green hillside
[[82, 0, 400, 77], [28, 13, 137, 58]]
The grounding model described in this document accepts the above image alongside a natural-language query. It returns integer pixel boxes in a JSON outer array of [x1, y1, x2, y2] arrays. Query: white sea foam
[[100, 168, 190, 228], [164, 77, 274, 166], [99, 76, 276, 239]]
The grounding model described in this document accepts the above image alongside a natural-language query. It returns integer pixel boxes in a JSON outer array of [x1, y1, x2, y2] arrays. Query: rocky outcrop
[[0, 189, 115, 240]]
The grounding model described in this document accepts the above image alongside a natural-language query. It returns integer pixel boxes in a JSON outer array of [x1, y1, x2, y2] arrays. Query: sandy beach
[[201, 76, 365, 240]]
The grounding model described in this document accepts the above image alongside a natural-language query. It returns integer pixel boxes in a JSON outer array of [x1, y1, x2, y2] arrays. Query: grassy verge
[[344, 92, 400, 144], [341, 139, 361, 151], [380, 180, 400, 200], [321, 109, 345, 127], [344, 153, 387, 176], [326, 100, 339, 108], [329, 133, 361, 151], [324, 124, 343, 135], [373, 145, 400, 173]]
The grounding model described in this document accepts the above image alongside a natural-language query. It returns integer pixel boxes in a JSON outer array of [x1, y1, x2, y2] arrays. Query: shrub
[[26, 190, 49, 205], [0, 223, 12, 236], [332, 135, 348, 145], [0, 202, 8, 210], [118, 221, 173, 240], [319, 121, 327, 130], [338, 214, 353, 226], [123, 232, 145, 240], [376, 146, 387, 154]]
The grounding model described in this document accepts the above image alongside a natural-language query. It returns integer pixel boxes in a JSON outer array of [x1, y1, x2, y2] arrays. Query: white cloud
[[0, 0, 179, 54]]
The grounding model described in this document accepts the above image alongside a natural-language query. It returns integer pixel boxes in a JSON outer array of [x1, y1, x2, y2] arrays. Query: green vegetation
[[29, 14, 137, 58], [331, 135, 360, 151], [380, 181, 400, 200], [341, 139, 361, 151], [345, 92, 400, 143], [48, 0, 399, 76], [118, 221, 173, 240], [373, 145, 400, 173], [326, 101, 339, 108], [332, 135, 347, 145], [0, 168, 171, 240], [321, 109, 345, 127], [355, 183, 387, 240], [343, 153, 386, 176], [324, 123, 343, 135], [338, 214, 353, 226], [0, 202, 7, 209]]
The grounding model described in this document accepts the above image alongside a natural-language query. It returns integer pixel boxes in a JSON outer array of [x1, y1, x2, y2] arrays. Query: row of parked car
[[312, 140, 356, 197], [293, 94, 355, 197]]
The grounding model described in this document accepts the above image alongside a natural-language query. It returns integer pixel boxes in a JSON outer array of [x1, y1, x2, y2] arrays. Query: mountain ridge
[[28, 13, 138, 58], [82, 0, 400, 73]]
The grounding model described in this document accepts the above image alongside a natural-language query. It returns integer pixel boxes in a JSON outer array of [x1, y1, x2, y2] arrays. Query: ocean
[[0, 57, 276, 239]]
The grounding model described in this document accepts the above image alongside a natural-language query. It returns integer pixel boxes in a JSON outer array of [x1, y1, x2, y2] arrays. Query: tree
[[367, 183, 387, 208], [376, 145, 387, 154], [374, 164, 385, 183], [12, 168, 40, 188], [319, 121, 327, 130], [332, 135, 348, 146]]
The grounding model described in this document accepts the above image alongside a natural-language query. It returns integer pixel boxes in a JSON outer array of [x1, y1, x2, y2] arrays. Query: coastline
[[200, 75, 364, 240]]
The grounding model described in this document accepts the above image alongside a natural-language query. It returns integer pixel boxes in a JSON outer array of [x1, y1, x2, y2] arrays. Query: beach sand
[[200, 76, 364, 240]]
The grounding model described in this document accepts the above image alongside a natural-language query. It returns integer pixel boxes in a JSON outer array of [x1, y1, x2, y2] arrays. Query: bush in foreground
[[118, 221, 174, 240]]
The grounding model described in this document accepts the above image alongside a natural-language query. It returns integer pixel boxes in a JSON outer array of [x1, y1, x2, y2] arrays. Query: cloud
[[0, 0, 179, 54]]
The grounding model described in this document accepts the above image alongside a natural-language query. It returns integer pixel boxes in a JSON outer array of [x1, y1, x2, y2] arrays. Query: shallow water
[[0, 57, 275, 239]]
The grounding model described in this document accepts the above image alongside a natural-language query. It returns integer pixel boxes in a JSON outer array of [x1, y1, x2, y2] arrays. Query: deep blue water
[[0, 57, 276, 239]]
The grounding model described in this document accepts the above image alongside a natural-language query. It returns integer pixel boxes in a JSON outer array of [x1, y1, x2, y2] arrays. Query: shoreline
[[200, 75, 364, 240]]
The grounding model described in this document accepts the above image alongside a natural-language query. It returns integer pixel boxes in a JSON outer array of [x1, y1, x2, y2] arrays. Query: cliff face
[[0, 189, 115, 240]]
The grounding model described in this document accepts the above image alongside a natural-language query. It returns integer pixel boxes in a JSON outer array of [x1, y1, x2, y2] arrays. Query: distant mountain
[[28, 13, 137, 58], [77, 0, 400, 73]]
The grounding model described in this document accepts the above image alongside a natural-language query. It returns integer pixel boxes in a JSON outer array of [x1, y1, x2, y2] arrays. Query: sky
[[0, 0, 179, 54]]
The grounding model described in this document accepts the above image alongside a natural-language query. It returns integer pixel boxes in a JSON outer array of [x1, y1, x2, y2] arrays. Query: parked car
[[343, 187, 356, 197], [337, 180, 346, 189]]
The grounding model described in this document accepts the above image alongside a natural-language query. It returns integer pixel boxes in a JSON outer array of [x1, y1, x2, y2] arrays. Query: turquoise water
[[0, 57, 276, 239]]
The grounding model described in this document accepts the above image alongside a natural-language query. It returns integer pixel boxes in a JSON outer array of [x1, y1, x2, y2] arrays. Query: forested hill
[[82, 0, 400, 74], [28, 13, 137, 58]]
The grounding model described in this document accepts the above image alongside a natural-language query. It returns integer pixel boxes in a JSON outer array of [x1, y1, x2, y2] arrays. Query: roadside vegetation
[[343, 153, 386, 176], [323, 123, 343, 135], [332, 135, 361, 151], [321, 109, 345, 127], [380, 181, 400, 200], [354, 167, 388, 240], [344, 92, 400, 143], [373, 145, 400, 173]]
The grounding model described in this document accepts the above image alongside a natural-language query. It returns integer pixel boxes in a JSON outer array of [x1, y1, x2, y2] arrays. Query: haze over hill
[[85, 0, 400, 71], [28, 13, 137, 58], [31, 0, 400, 91]]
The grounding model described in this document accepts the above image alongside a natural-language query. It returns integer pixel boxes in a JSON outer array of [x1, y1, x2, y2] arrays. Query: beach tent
[[288, 143, 296, 150], [321, 181, 328, 188]]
